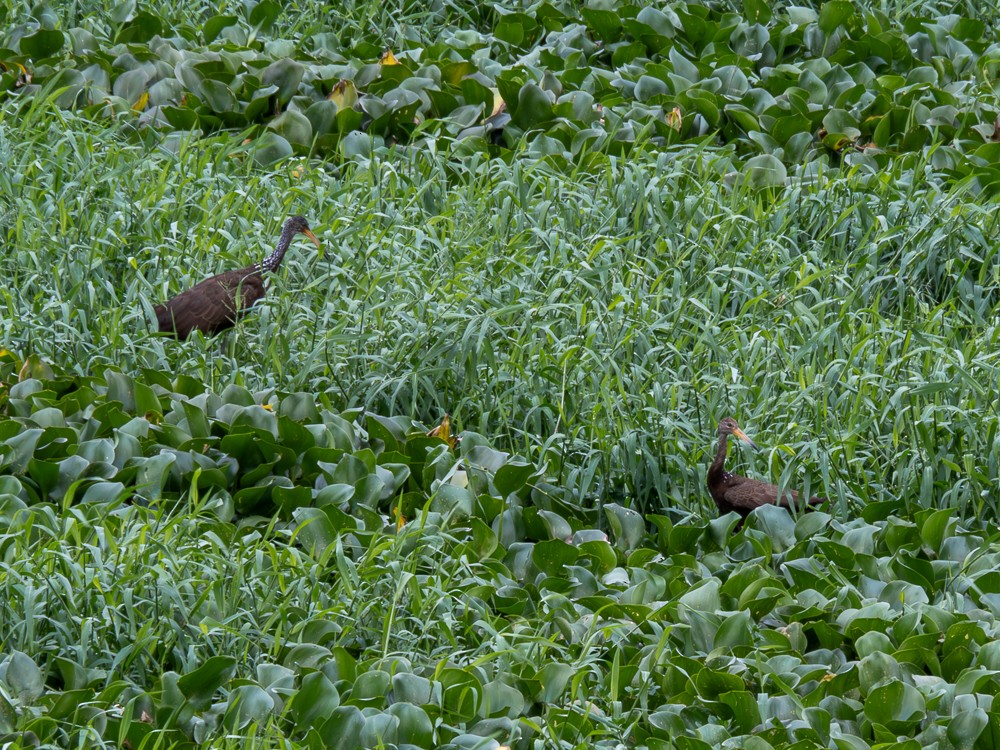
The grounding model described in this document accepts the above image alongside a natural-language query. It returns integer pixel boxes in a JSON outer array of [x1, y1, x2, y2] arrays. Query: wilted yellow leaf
[[261, 403, 274, 411], [132, 91, 149, 111], [490, 88, 505, 118], [380, 48, 400, 65], [393, 504, 406, 531], [666, 106, 682, 131], [329, 79, 359, 110], [427, 413, 460, 449], [0, 61, 31, 87]]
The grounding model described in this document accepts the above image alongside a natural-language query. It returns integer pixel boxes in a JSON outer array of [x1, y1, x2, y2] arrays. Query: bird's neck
[[708, 434, 730, 480], [256, 225, 295, 273]]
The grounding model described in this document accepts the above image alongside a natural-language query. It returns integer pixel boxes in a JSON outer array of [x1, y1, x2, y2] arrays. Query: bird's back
[[711, 472, 825, 518], [155, 266, 264, 340]]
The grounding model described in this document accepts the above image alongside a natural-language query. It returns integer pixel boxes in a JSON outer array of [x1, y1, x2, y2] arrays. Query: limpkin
[[708, 417, 826, 523], [154, 215, 321, 340]]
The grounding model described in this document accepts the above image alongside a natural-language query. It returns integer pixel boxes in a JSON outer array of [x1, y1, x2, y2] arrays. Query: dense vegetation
[[2, 0, 1000, 747]]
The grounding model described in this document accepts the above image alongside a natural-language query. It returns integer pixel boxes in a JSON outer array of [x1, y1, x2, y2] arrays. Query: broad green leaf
[[603, 503, 644, 551], [290, 672, 340, 729], [318, 706, 365, 750], [19, 28, 64, 57], [1, 652, 43, 703], [743, 154, 788, 190], [386, 703, 433, 745], [176, 656, 237, 711], [863, 681, 925, 732]]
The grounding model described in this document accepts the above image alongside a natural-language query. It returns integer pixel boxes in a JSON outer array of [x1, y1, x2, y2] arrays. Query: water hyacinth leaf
[[863, 681, 925, 732], [465, 517, 498, 559], [720, 690, 760, 733], [679, 578, 722, 614], [318, 706, 365, 750], [176, 656, 237, 710], [273, 485, 313, 515], [269, 110, 313, 147], [493, 461, 536, 498], [293, 507, 339, 553], [439, 667, 481, 720], [112, 68, 148, 104], [858, 651, 902, 694], [1, 652, 44, 703], [536, 663, 574, 703], [226, 685, 274, 729], [580, 8, 623, 42], [248, 0, 281, 29], [252, 132, 293, 166], [479, 681, 526, 720], [200, 79, 239, 113], [203, 15, 238, 44], [360, 712, 399, 747], [603, 503, 644, 551], [532, 538, 578, 576], [577, 538, 617, 574], [19, 28, 64, 58], [390, 672, 432, 705], [511, 83, 553, 128], [743, 0, 772, 24], [635, 75, 669, 102], [743, 154, 788, 190], [305, 99, 339, 136], [116, 12, 163, 43], [538, 509, 572, 541], [947, 708, 989, 747], [386, 703, 433, 745], [262, 58, 304, 105], [715, 610, 753, 649], [340, 131, 371, 159], [349, 670, 390, 707], [818, 1, 855, 33], [430, 483, 474, 517]]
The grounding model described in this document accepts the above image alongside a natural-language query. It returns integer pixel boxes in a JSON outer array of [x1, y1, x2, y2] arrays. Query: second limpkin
[[708, 417, 826, 522], [154, 215, 321, 340]]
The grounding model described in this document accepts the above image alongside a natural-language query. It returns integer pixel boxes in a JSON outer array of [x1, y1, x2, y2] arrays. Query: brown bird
[[154, 215, 321, 340], [708, 417, 826, 522]]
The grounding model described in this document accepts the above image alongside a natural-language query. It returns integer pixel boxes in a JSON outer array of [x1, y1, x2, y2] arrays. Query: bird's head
[[284, 215, 322, 249], [718, 417, 759, 450]]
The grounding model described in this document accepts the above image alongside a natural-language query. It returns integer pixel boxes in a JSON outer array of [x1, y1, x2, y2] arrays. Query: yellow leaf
[[132, 91, 149, 111], [328, 79, 359, 110], [490, 88, 505, 118], [666, 106, 682, 131], [380, 48, 400, 65], [427, 413, 460, 449], [1, 61, 31, 87], [261, 403, 274, 411], [393, 504, 406, 531]]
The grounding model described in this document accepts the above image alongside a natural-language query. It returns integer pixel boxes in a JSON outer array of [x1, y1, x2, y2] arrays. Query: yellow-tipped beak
[[303, 228, 321, 248], [732, 427, 760, 450]]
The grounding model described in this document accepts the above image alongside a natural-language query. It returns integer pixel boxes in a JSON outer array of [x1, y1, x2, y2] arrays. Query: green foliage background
[[1, 0, 1000, 747]]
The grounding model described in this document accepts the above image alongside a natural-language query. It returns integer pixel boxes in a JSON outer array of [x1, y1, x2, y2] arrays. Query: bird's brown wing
[[721, 475, 825, 512], [156, 268, 265, 340]]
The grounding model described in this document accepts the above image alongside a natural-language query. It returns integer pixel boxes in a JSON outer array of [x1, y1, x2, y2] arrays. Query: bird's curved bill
[[303, 229, 321, 248], [732, 427, 759, 450]]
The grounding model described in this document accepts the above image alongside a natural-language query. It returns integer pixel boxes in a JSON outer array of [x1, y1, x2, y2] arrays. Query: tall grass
[[4, 78, 1000, 520]]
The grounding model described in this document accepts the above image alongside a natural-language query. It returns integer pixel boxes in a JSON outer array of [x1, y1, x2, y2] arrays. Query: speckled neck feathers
[[709, 432, 731, 482], [254, 221, 298, 274]]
